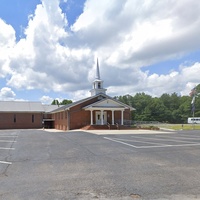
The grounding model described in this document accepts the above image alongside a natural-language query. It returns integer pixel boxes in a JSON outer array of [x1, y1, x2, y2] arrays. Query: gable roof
[[51, 93, 135, 113], [51, 93, 108, 113], [83, 97, 135, 110]]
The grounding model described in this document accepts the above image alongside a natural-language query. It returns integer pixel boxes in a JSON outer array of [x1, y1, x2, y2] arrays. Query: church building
[[51, 59, 135, 130], [0, 60, 135, 130]]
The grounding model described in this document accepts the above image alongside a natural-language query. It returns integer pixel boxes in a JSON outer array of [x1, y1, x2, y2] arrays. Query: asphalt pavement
[[0, 129, 200, 200]]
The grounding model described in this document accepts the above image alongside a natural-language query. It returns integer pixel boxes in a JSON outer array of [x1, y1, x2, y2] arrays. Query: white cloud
[[0, 19, 16, 78], [40, 95, 53, 104], [0, 0, 200, 101], [72, 0, 200, 67], [71, 90, 91, 102], [0, 87, 16, 101], [0, 18, 16, 48]]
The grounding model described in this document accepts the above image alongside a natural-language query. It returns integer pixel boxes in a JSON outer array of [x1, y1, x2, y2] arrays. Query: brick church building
[[0, 60, 135, 130]]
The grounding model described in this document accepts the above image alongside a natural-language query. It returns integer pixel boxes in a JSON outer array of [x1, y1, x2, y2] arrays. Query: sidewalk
[[42, 128, 175, 135], [82, 129, 174, 135]]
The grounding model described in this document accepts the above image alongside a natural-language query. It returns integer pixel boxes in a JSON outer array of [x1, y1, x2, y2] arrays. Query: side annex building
[[0, 61, 135, 130]]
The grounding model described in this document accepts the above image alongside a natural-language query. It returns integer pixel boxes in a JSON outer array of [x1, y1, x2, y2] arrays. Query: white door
[[96, 111, 107, 125]]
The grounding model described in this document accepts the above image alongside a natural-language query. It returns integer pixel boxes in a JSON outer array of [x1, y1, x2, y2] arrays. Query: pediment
[[95, 99, 124, 107], [83, 98, 130, 110]]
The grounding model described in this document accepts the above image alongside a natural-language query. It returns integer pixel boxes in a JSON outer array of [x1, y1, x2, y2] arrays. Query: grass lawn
[[159, 124, 200, 130]]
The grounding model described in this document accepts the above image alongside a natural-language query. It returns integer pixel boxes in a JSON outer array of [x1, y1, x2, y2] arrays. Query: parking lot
[[103, 132, 200, 149], [1, 129, 200, 199], [0, 130, 17, 166]]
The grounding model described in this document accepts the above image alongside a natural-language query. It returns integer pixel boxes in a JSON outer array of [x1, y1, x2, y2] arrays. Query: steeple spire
[[96, 58, 100, 79], [90, 58, 107, 96]]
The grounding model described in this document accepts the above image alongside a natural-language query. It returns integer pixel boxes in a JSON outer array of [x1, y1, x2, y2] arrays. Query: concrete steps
[[81, 124, 119, 130], [81, 125, 159, 131]]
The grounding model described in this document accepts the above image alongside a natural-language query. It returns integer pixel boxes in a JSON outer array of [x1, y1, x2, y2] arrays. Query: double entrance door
[[95, 111, 107, 125]]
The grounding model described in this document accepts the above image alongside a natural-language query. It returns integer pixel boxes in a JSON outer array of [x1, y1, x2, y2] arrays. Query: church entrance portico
[[87, 107, 126, 126]]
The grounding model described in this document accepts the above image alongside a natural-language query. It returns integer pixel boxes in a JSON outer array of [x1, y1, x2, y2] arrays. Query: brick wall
[[53, 111, 68, 131], [114, 109, 131, 124], [53, 96, 102, 130], [53, 96, 132, 131], [69, 96, 101, 130], [0, 112, 43, 129]]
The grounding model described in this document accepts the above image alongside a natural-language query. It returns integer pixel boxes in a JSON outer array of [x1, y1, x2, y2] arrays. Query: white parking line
[[109, 137, 168, 146], [104, 137, 138, 148], [176, 134, 200, 138], [104, 137, 200, 149], [0, 135, 18, 137], [0, 161, 12, 165], [137, 143, 200, 149], [0, 147, 15, 150], [155, 135, 200, 140], [131, 135, 199, 144], [0, 134, 16, 165]]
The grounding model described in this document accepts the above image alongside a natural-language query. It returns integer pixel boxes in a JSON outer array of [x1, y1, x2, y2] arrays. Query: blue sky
[[0, 0, 40, 40], [0, 0, 200, 103]]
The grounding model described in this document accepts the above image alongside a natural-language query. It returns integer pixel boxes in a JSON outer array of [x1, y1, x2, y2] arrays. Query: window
[[98, 82, 101, 88], [14, 114, 16, 123], [32, 115, 34, 123]]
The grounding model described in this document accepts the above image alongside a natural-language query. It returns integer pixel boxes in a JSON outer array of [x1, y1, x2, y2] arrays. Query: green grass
[[159, 124, 200, 130]]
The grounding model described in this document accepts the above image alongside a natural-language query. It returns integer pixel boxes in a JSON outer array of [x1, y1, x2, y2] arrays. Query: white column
[[112, 110, 114, 125], [121, 110, 124, 125], [90, 110, 93, 125], [101, 110, 104, 125]]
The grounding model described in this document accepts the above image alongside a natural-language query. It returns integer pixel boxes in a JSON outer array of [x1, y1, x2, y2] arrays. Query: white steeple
[[90, 59, 107, 96], [96, 58, 100, 79]]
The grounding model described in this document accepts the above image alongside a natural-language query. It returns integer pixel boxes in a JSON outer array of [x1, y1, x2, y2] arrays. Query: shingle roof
[[51, 93, 108, 113], [0, 94, 135, 113], [51, 93, 135, 113], [0, 101, 60, 113], [43, 105, 60, 113]]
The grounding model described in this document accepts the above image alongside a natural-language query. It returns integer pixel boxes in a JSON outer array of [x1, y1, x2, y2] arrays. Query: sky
[[0, 0, 200, 104]]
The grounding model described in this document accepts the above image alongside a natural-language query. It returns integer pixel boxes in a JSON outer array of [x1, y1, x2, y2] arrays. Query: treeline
[[51, 99, 72, 105], [50, 85, 200, 124], [115, 84, 200, 124]]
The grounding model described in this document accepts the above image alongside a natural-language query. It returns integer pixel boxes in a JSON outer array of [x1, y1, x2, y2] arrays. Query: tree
[[145, 98, 171, 122], [51, 99, 59, 105], [60, 99, 72, 105], [177, 96, 191, 123], [160, 93, 171, 109], [170, 92, 181, 111], [51, 99, 73, 105], [132, 93, 152, 120], [116, 85, 200, 123]]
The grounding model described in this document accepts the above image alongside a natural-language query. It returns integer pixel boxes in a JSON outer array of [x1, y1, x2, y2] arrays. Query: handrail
[[115, 123, 119, 130], [107, 122, 111, 130]]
